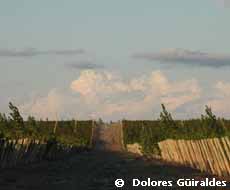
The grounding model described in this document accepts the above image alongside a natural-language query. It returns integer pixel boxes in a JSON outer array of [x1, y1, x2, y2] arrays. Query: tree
[[201, 105, 217, 128], [160, 104, 176, 127], [27, 116, 36, 127], [8, 102, 24, 128], [202, 105, 216, 121], [200, 105, 226, 137], [0, 113, 8, 123], [98, 118, 104, 125]]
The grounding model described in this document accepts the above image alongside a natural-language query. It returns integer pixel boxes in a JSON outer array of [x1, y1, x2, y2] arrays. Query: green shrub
[[123, 105, 230, 156], [0, 102, 93, 148]]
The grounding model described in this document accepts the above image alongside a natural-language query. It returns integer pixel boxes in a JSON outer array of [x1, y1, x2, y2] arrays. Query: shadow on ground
[[0, 149, 224, 190]]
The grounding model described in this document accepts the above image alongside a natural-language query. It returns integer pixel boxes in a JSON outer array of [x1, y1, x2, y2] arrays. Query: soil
[[0, 124, 229, 190]]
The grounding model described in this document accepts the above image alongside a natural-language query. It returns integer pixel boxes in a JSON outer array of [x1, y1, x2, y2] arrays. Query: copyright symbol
[[115, 179, 125, 188]]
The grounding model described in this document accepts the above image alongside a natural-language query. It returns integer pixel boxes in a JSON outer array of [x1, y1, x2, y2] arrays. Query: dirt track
[[0, 125, 228, 190], [0, 150, 218, 190], [92, 124, 123, 151]]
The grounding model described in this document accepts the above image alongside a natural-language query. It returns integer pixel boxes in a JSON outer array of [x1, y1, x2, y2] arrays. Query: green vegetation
[[0, 102, 93, 148], [123, 104, 230, 155]]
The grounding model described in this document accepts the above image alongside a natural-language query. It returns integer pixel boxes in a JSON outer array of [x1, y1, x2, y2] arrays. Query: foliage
[[0, 102, 93, 148], [8, 102, 24, 128], [123, 104, 230, 156], [160, 104, 176, 128]]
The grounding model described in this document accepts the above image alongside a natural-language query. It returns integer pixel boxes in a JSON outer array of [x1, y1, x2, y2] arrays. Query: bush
[[123, 105, 230, 155], [0, 102, 93, 148]]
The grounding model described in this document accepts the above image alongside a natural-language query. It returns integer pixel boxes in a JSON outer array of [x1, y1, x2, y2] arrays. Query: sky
[[0, 0, 230, 120]]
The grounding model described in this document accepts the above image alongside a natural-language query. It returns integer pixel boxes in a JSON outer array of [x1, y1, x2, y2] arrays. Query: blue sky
[[0, 0, 230, 120]]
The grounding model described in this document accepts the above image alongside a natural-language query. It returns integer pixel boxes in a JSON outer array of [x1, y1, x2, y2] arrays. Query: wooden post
[[90, 120, 95, 148], [53, 113, 58, 134], [120, 120, 125, 151]]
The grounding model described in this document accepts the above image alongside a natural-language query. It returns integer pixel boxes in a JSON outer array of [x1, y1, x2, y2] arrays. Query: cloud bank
[[206, 81, 230, 117], [133, 49, 230, 67], [0, 48, 85, 57], [19, 70, 230, 120], [20, 70, 201, 120]]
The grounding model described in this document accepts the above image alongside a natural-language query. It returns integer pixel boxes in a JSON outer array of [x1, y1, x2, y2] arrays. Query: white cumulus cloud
[[19, 89, 63, 119], [206, 81, 230, 117], [70, 70, 201, 119], [19, 70, 202, 120]]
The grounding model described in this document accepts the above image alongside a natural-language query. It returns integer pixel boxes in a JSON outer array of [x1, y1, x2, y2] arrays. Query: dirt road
[[0, 125, 227, 190], [0, 150, 217, 190], [92, 123, 123, 151]]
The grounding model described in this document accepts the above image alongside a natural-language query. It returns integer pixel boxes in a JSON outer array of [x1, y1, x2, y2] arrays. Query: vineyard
[[122, 105, 230, 177], [1, 102, 230, 181], [0, 103, 93, 168], [123, 105, 230, 155]]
